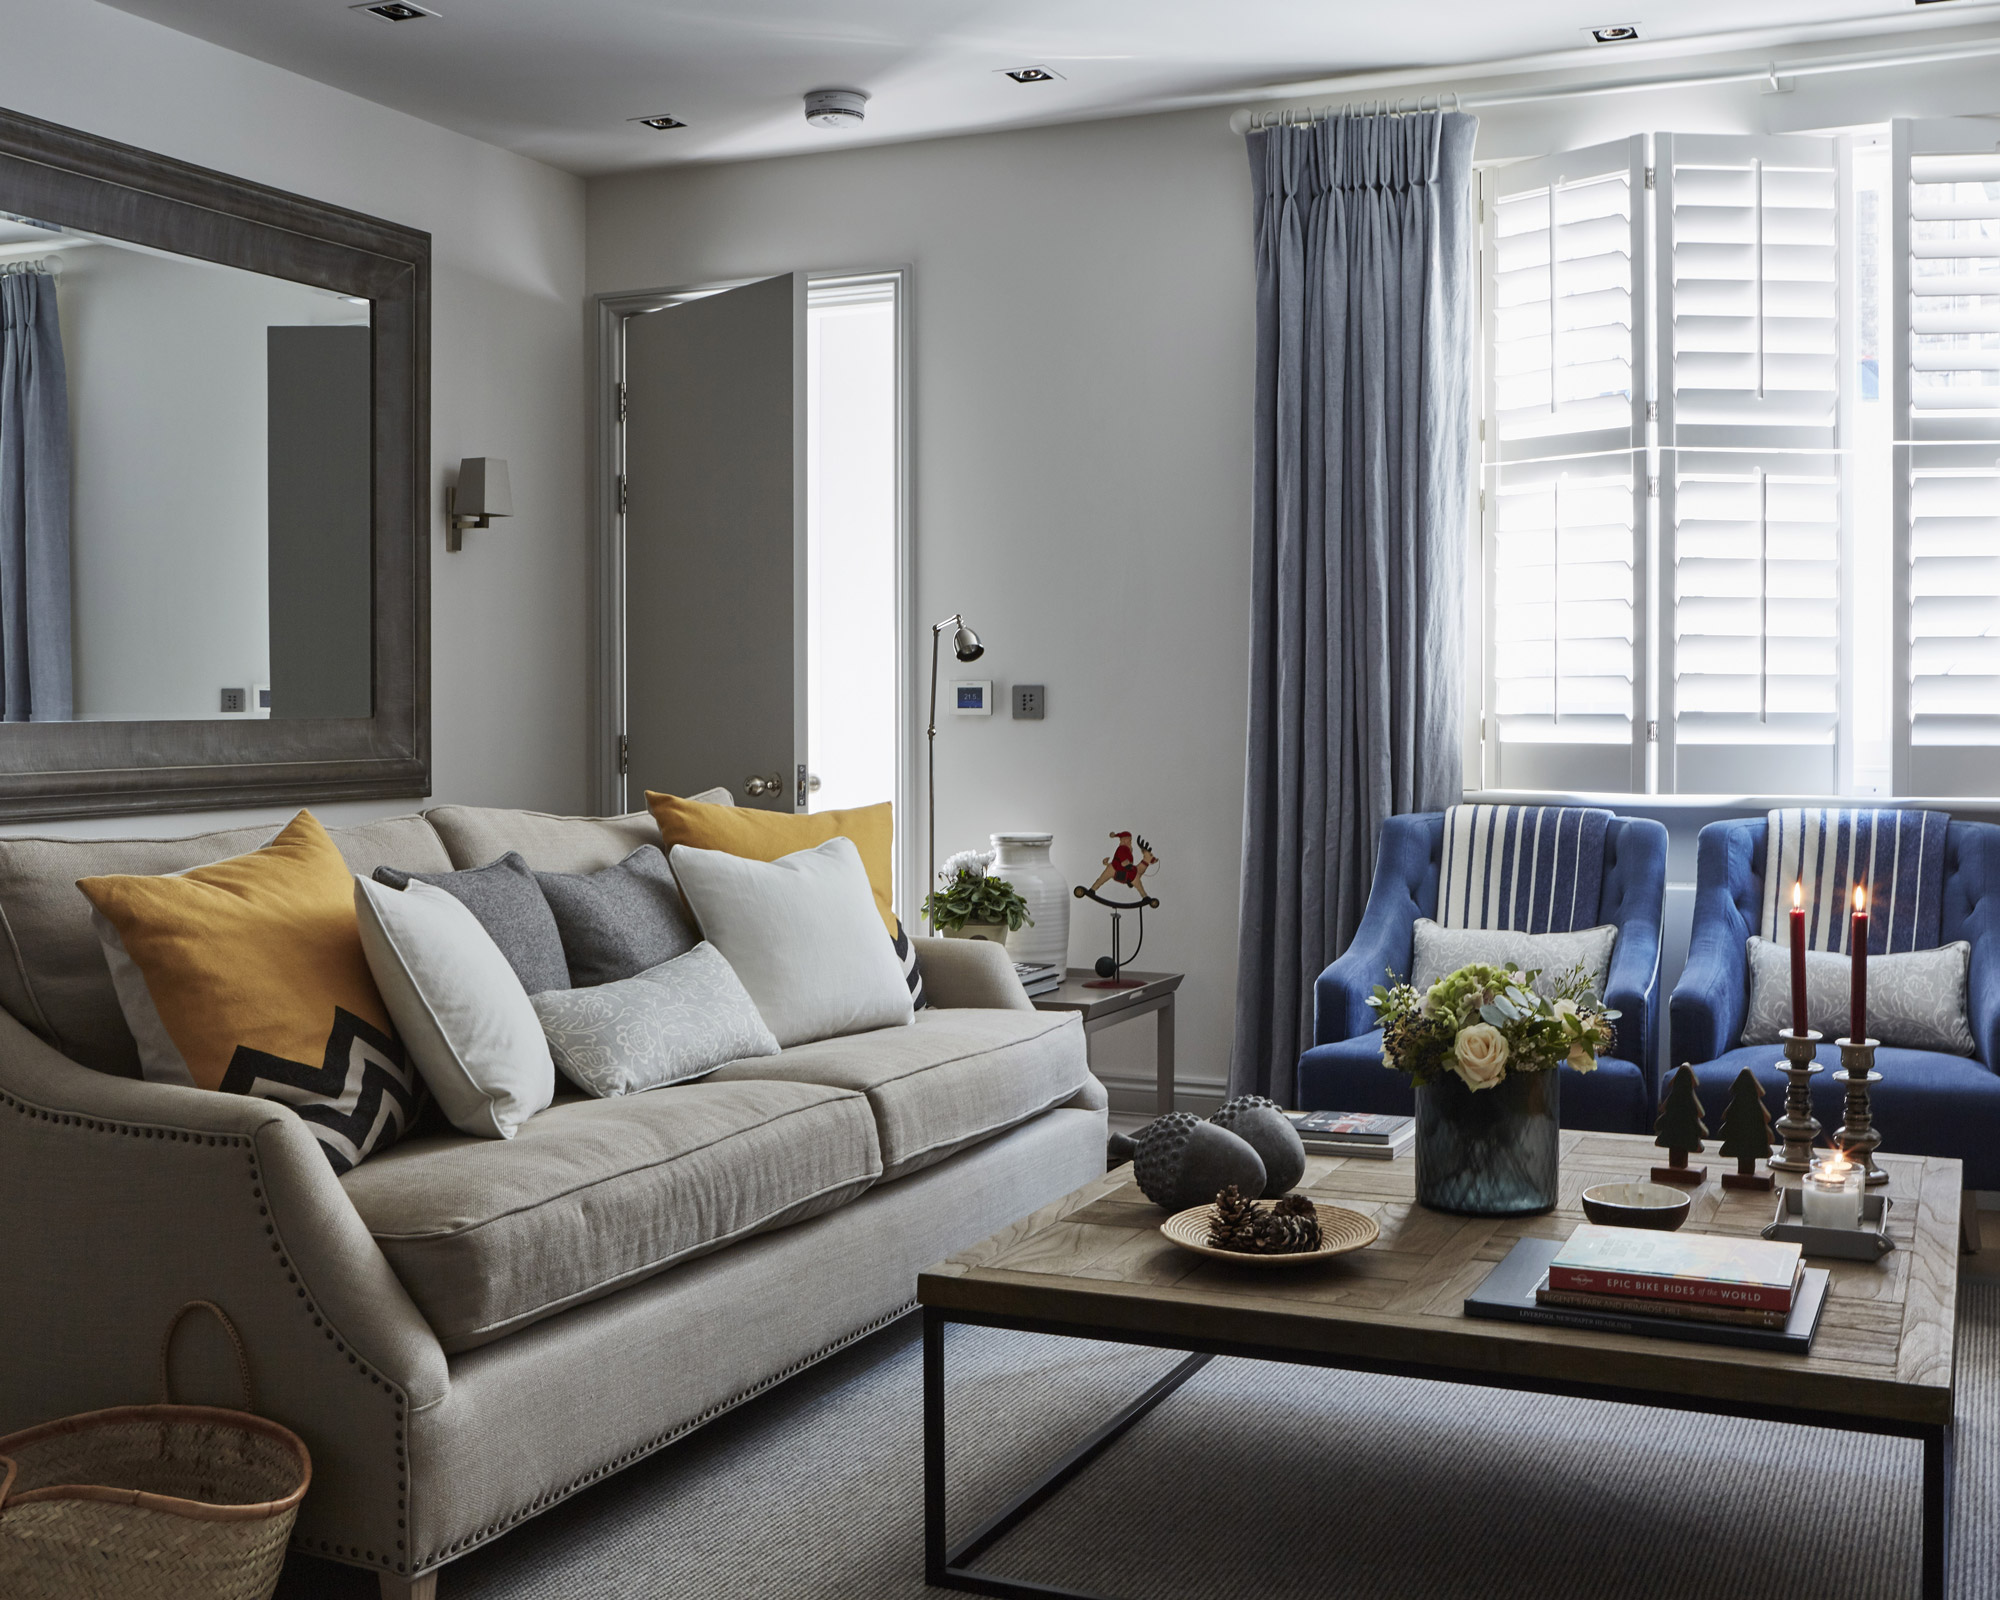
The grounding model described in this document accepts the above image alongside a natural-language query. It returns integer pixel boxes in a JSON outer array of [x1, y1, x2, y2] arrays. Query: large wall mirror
[[0, 106, 428, 820]]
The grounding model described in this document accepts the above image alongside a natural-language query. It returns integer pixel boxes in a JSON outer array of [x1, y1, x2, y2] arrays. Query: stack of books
[[1465, 1224, 1828, 1353], [1013, 962, 1063, 998], [1281, 1110, 1414, 1160]]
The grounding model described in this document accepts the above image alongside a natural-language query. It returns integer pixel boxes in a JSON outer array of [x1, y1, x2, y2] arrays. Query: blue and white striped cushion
[[1437, 804, 1612, 934], [1760, 808, 1949, 954]]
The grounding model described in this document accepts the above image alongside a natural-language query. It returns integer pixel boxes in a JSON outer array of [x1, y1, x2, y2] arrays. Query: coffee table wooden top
[[920, 1131, 1961, 1428]]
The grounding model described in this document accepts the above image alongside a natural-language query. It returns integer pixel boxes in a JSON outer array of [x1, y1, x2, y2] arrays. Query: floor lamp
[[927, 613, 984, 930]]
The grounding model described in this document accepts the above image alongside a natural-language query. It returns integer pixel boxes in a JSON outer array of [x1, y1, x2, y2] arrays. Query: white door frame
[[592, 266, 917, 919]]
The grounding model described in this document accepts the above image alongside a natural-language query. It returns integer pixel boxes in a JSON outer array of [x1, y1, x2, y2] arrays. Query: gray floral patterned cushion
[[531, 942, 779, 1098], [1742, 937, 1975, 1055], [1409, 919, 1617, 1001]]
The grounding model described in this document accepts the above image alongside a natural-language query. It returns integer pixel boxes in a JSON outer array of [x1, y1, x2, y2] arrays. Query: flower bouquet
[[1367, 962, 1619, 1216]]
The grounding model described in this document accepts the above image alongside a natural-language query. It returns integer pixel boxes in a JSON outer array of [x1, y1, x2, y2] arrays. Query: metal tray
[[1762, 1187, 1895, 1262]]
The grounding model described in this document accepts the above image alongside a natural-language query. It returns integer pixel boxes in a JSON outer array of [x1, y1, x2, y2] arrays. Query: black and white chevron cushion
[[219, 1007, 425, 1174], [891, 918, 928, 1011]]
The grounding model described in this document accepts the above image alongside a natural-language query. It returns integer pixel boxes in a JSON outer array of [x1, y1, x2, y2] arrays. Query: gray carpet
[[278, 1284, 2000, 1599]]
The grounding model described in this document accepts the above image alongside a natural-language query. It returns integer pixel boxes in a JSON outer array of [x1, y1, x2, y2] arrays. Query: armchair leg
[[380, 1573, 437, 1600], [1963, 1190, 1981, 1257]]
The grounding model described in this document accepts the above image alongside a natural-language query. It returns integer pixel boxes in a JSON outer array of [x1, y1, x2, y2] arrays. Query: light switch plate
[[1013, 684, 1045, 720], [952, 680, 993, 716], [219, 687, 247, 714]]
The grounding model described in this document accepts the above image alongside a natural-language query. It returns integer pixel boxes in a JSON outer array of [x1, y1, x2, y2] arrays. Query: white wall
[[0, 0, 590, 834], [589, 111, 1257, 1108], [587, 36, 2000, 1111]]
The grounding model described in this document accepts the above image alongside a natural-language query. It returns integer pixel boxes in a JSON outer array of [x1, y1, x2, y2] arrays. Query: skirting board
[[1099, 1072, 1224, 1119]]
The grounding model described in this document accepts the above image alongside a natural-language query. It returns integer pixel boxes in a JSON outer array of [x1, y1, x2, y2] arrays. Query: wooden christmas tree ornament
[[1651, 1064, 1710, 1187], [1716, 1066, 1777, 1192]]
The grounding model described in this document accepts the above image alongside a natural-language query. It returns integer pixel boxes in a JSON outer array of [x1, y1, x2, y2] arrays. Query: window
[[1475, 120, 2000, 798]]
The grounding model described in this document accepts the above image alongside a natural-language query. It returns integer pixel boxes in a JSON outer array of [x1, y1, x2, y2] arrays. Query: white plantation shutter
[[1482, 138, 1647, 792], [1894, 119, 2000, 794], [1655, 134, 1841, 794]]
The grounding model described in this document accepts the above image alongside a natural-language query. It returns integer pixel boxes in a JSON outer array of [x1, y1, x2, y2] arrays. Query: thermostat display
[[952, 680, 993, 716]]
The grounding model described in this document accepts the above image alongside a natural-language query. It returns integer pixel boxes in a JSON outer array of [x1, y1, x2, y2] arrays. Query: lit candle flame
[[1854, 885, 1866, 914], [1823, 1146, 1852, 1180], [1793, 880, 1802, 910]]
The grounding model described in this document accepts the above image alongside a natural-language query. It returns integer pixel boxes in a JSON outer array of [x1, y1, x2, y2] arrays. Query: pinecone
[[1207, 1184, 1262, 1250], [1250, 1208, 1323, 1254]]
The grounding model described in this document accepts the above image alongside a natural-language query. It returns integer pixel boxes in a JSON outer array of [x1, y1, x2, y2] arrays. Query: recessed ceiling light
[[1589, 23, 1640, 41], [1003, 66, 1062, 84], [630, 114, 688, 131], [352, 1, 437, 19]]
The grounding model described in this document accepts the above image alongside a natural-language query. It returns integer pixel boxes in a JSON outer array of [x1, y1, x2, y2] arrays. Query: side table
[[1030, 969, 1182, 1115]]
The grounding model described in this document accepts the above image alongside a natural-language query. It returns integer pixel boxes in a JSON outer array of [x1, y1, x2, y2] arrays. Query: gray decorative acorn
[[1128, 1112, 1266, 1211], [1210, 1095, 1306, 1198]]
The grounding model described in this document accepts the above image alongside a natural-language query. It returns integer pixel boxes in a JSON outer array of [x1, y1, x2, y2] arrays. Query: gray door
[[623, 274, 803, 811]]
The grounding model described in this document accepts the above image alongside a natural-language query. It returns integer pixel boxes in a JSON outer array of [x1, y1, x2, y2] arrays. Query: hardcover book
[[1547, 1224, 1804, 1312], [1535, 1286, 1790, 1331], [1284, 1111, 1411, 1143]]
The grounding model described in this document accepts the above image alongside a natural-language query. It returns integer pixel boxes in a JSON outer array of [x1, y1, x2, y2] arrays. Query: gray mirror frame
[[0, 104, 429, 821]]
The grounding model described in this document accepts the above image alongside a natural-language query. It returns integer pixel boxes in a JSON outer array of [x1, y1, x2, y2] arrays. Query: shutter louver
[[1895, 121, 2000, 787], [1482, 139, 1646, 791], [1658, 134, 1841, 791]]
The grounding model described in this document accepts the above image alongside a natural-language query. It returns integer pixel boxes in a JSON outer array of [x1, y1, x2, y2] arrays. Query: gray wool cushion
[[1409, 918, 1618, 1001], [374, 852, 570, 995], [534, 845, 701, 988], [532, 943, 780, 1098], [1742, 936, 1975, 1054]]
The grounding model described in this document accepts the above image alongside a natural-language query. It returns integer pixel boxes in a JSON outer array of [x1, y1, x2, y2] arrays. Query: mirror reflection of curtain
[[0, 265, 72, 722]]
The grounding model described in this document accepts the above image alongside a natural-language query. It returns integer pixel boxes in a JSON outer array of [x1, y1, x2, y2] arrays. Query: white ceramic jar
[[990, 832, 1069, 970]]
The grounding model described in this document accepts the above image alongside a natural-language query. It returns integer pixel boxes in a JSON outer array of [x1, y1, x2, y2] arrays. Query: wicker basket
[[0, 1301, 311, 1600]]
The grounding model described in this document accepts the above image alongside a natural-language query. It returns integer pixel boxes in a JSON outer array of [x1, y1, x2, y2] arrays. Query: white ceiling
[[96, 0, 1993, 176]]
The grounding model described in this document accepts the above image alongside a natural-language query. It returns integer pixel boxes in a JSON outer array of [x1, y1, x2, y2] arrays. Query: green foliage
[[1367, 959, 1620, 1091], [922, 868, 1033, 933]]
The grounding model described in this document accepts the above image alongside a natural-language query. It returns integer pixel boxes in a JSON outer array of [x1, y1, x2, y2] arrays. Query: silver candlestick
[[1834, 1036, 1889, 1187], [1768, 1027, 1823, 1174]]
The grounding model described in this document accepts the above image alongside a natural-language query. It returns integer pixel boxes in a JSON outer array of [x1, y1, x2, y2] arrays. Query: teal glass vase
[[1413, 1068, 1560, 1216]]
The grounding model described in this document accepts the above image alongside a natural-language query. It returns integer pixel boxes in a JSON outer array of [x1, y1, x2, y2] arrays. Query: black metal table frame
[[922, 1305, 1952, 1600]]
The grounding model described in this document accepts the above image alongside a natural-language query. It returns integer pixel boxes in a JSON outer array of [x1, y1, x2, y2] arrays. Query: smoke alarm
[[804, 89, 868, 129]]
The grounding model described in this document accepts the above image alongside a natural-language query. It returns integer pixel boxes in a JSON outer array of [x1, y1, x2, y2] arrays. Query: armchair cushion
[[1742, 936, 1974, 1054], [1295, 1030, 1650, 1135], [1410, 919, 1617, 999]]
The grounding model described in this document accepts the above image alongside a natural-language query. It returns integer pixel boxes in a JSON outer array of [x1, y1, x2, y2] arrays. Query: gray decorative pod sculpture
[[1129, 1112, 1266, 1212], [1210, 1095, 1306, 1198]]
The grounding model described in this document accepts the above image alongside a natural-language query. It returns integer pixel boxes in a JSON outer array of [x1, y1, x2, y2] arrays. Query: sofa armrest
[[0, 1008, 448, 1573], [1669, 824, 1755, 1067], [1600, 818, 1667, 1092], [1312, 813, 1435, 1046], [913, 937, 1031, 1010]]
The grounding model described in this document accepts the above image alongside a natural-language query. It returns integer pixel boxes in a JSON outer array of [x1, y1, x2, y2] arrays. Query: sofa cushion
[[374, 852, 571, 996], [423, 790, 731, 875], [0, 813, 449, 1077], [339, 1078, 881, 1351], [1297, 1029, 1651, 1135], [709, 1007, 1088, 1181], [535, 845, 700, 987]]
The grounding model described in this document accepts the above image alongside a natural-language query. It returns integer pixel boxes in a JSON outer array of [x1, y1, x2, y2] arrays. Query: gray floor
[[277, 1282, 1999, 1600]]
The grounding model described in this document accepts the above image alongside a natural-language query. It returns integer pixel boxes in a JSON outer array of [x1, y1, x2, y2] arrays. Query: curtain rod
[[1228, 31, 2000, 131]]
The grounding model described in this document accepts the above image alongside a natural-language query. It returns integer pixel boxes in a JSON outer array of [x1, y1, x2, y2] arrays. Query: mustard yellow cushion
[[77, 811, 420, 1173], [646, 794, 896, 935]]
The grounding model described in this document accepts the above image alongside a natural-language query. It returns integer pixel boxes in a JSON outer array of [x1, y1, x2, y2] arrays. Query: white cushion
[[1742, 936, 1975, 1054], [667, 837, 914, 1048], [354, 877, 554, 1138], [1409, 918, 1618, 1000], [531, 942, 780, 1098]]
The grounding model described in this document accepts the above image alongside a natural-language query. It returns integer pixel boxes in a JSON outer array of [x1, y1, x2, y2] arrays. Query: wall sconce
[[446, 458, 512, 552]]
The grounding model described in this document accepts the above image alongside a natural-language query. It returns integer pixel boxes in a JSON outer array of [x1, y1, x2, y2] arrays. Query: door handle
[[743, 772, 783, 798]]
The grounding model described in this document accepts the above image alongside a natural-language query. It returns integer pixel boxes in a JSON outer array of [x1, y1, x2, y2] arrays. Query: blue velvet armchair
[[1297, 811, 1670, 1132], [1670, 816, 2000, 1191]]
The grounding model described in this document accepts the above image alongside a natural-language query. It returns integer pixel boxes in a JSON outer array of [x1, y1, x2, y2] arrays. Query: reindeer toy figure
[[1075, 830, 1161, 987]]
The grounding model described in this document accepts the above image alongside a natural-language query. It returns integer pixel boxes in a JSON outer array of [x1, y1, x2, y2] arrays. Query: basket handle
[[160, 1299, 255, 1413], [0, 1451, 16, 1511]]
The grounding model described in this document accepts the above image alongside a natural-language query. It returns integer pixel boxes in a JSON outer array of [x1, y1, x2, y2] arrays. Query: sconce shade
[[456, 457, 512, 518], [952, 626, 983, 662]]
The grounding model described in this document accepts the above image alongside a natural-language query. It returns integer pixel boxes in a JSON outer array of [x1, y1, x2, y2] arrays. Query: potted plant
[[923, 850, 1032, 942], [1368, 962, 1618, 1216]]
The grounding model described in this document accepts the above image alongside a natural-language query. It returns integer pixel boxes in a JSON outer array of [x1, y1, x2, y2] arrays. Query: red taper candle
[[1789, 880, 1807, 1036], [1849, 885, 1869, 1044]]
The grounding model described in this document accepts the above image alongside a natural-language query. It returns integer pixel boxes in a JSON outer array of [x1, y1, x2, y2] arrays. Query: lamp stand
[[924, 613, 982, 934]]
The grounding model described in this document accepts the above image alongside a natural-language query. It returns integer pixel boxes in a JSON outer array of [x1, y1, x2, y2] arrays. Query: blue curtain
[[0, 265, 73, 723], [1229, 110, 1478, 1102]]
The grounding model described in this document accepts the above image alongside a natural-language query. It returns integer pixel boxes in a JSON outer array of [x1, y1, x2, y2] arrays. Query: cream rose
[[1453, 1022, 1510, 1090], [1566, 1041, 1598, 1073]]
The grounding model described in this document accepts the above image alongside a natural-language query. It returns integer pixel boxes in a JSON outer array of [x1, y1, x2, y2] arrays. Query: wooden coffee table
[[920, 1130, 1960, 1599]]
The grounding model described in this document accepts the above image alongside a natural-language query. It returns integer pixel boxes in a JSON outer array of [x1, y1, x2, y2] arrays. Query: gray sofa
[[0, 805, 1107, 1597]]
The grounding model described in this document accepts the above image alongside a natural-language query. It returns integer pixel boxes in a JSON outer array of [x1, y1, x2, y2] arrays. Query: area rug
[[278, 1284, 1998, 1599]]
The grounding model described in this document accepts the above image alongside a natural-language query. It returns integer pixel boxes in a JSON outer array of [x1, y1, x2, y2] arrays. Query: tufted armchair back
[[1671, 816, 2000, 1071], [1313, 809, 1668, 1084]]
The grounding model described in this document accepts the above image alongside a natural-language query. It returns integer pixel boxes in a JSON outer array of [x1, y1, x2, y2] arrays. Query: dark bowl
[[1580, 1181, 1691, 1232]]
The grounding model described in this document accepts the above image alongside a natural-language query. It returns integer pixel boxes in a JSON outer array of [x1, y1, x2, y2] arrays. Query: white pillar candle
[[1802, 1150, 1864, 1230]]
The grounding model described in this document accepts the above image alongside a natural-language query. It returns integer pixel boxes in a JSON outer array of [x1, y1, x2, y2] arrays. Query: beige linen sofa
[[0, 805, 1107, 1597]]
